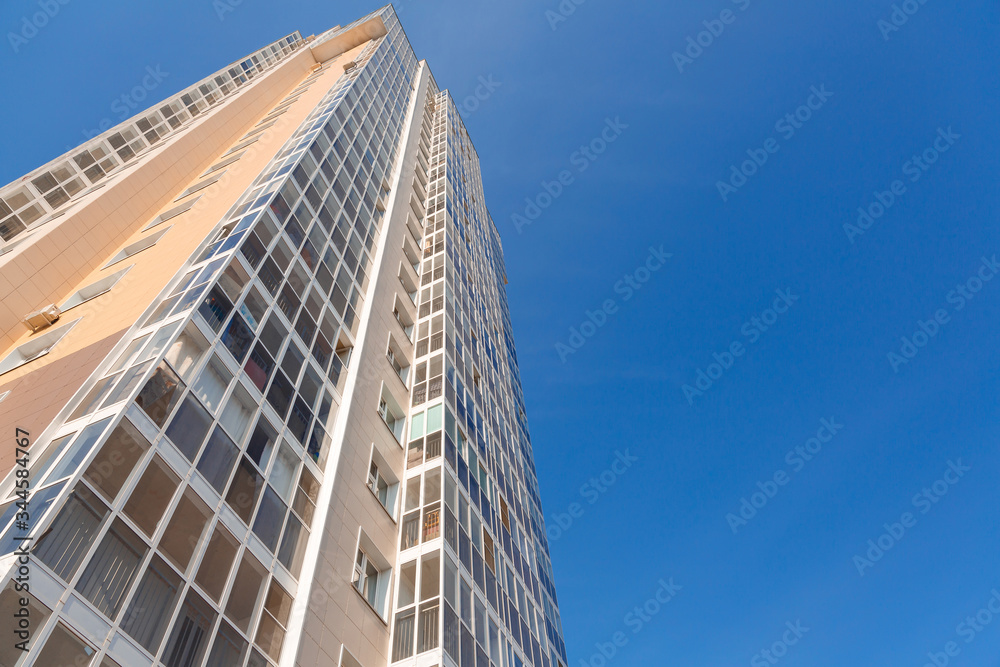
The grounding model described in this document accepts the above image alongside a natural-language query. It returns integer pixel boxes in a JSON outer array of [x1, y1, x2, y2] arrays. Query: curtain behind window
[[75, 519, 146, 618]]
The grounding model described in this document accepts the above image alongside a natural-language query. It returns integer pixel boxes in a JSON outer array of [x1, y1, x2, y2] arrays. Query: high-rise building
[[0, 7, 567, 667]]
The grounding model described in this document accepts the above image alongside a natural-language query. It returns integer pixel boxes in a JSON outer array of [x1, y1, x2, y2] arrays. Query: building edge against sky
[[0, 6, 568, 667]]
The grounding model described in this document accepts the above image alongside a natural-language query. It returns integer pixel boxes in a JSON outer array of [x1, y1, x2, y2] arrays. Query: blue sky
[[3, 1, 1000, 664]]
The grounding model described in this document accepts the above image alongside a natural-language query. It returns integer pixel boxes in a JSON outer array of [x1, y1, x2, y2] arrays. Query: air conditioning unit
[[23, 304, 61, 332]]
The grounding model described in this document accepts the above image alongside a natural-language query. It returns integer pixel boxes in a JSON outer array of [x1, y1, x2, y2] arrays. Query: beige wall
[[0, 41, 371, 480], [293, 64, 434, 667]]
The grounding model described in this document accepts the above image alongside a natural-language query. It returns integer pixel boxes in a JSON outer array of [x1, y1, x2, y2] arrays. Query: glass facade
[[0, 7, 565, 667], [388, 89, 567, 667], [0, 33, 305, 246]]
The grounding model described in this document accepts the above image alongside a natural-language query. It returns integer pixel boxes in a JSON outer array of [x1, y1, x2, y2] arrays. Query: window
[[198, 286, 234, 333], [378, 385, 405, 442], [143, 197, 200, 231], [393, 609, 415, 662], [367, 449, 398, 518], [165, 395, 213, 460], [202, 151, 245, 177], [162, 589, 217, 667], [499, 496, 510, 531], [399, 262, 418, 303], [239, 286, 268, 331], [164, 324, 209, 382], [217, 258, 251, 303], [393, 550, 441, 660], [483, 529, 496, 574], [330, 338, 352, 388], [98, 361, 153, 409], [121, 554, 183, 652], [225, 135, 260, 156], [136, 361, 185, 427], [392, 295, 414, 340], [226, 457, 264, 524], [254, 581, 292, 661], [252, 486, 287, 551], [291, 467, 318, 525], [277, 513, 308, 578], [196, 525, 239, 602], [339, 646, 364, 667], [39, 417, 112, 486], [61, 265, 132, 311], [401, 476, 420, 551], [205, 620, 248, 667], [192, 353, 232, 413], [123, 455, 179, 537], [245, 343, 275, 392], [32, 623, 95, 667], [386, 336, 410, 386], [83, 418, 151, 503], [247, 415, 278, 470], [222, 314, 253, 363], [266, 371, 293, 418], [176, 172, 226, 200], [220, 381, 256, 444], [269, 442, 299, 501], [352, 543, 390, 617], [224, 553, 267, 633], [0, 583, 50, 666], [34, 484, 110, 581], [75, 518, 147, 618], [104, 227, 170, 268], [0, 318, 80, 376], [415, 314, 444, 358], [197, 426, 239, 493], [159, 488, 211, 572], [418, 553, 440, 651], [412, 354, 443, 407]]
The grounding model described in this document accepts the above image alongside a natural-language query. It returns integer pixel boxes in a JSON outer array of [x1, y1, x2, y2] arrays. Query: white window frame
[[143, 197, 201, 231], [60, 265, 133, 311], [377, 384, 405, 443], [0, 319, 81, 377], [339, 645, 364, 667], [175, 171, 226, 201], [352, 533, 391, 619], [386, 336, 410, 387], [104, 227, 171, 268], [366, 446, 399, 519]]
